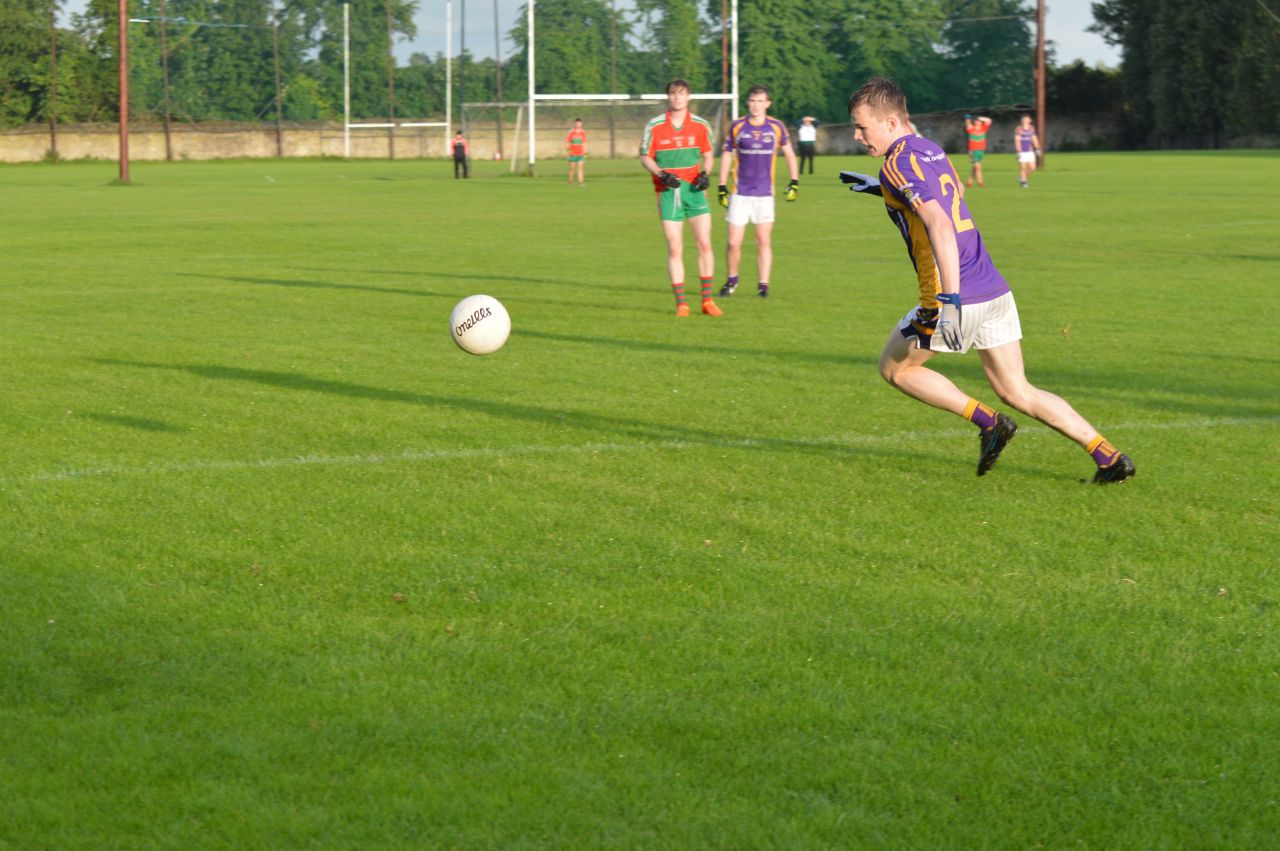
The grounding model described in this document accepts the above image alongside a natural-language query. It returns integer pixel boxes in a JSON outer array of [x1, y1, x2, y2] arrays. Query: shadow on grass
[[181, 272, 661, 317], [518, 329, 877, 368], [92, 359, 917, 463], [176, 272, 453, 300], [80, 412, 182, 432]]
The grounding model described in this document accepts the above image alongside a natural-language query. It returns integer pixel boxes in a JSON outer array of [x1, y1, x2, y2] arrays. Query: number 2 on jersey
[[938, 174, 975, 233]]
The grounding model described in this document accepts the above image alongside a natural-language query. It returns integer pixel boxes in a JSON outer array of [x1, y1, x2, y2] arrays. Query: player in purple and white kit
[[716, 85, 800, 299], [844, 77, 1133, 483], [1015, 115, 1041, 188]]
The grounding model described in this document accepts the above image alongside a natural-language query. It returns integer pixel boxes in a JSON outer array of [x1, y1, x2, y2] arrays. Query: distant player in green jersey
[[639, 79, 721, 317]]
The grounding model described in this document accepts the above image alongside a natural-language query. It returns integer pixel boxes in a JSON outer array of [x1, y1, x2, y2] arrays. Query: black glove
[[691, 171, 710, 192], [839, 171, 882, 196], [657, 170, 681, 190], [785, 179, 799, 202], [718, 184, 729, 208]]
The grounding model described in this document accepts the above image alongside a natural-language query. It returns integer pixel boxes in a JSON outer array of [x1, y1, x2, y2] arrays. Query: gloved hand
[[839, 171, 882, 196], [657, 170, 681, 190], [785, 179, 799, 202], [935, 292, 963, 351], [718, 184, 730, 208], [691, 171, 710, 192]]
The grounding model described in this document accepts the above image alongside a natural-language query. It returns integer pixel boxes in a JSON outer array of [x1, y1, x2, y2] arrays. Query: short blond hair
[[848, 77, 908, 120]]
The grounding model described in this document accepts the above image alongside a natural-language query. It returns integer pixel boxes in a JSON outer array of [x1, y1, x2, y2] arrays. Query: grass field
[[2, 149, 1278, 848]]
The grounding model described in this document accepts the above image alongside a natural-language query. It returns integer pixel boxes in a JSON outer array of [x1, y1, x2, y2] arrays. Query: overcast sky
[[62, 1, 1120, 68]]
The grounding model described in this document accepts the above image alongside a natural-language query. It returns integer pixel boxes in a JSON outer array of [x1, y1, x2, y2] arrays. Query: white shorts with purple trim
[[897, 291, 1022, 355]]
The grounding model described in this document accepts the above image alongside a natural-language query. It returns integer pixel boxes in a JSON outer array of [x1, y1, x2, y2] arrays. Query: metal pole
[[527, 0, 534, 175], [117, 0, 129, 182], [493, 0, 503, 159], [343, 2, 350, 158], [49, 0, 58, 158], [1036, 0, 1046, 169], [271, 0, 284, 158], [460, 0, 466, 135], [609, 0, 617, 158], [446, 0, 452, 153], [732, 0, 742, 119], [385, 0, 396, 159], [159, 0, 173, 161]]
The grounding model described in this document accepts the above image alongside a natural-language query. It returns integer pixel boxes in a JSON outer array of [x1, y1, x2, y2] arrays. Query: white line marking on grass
[[15, 415, 1280, 484]]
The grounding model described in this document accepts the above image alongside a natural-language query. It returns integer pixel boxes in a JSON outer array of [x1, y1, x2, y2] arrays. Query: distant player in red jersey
[[844, 77, 1133, 483], [639, 79, 721, 317], [964, 114, 993, 188], [566, 118, 588, 186]]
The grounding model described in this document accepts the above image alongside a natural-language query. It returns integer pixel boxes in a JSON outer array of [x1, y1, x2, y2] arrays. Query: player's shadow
[[518, 329, 878, 368], [93, 359, 909, 462], [176, 272, 453, 300], [300, 268, 640, 295], [80, 412, 182, 432], [183, 273, 661, 317]]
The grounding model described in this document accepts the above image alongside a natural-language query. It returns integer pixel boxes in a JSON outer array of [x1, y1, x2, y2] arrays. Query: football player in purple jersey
[[844, 77, 1133, 483], [716, 85, 800, 299]]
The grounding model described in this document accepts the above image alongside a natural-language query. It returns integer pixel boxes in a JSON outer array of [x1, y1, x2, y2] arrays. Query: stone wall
[[1, 112, 1129, 163]]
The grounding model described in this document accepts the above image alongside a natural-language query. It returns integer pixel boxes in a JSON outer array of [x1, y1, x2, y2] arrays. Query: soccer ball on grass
[[450, 294, 510, 355]]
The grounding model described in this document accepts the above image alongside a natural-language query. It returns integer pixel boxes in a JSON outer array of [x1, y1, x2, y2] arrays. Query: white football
[[449, 294, 511, 355]]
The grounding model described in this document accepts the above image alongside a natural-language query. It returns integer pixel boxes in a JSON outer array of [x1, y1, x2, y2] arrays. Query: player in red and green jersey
[[846, 77, 1133, 483], [639, 79, 721, 317], [566, 118, 587, 186], [964, 114, 993, 188]]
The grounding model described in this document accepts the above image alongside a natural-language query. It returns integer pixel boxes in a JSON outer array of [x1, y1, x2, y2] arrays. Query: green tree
[[1, 0, 57, 126], [936, 0, 1034, 110]]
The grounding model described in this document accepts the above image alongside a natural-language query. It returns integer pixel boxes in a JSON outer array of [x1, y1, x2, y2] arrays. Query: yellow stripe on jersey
[[882, 172, 942, 307], [909, 152, 925, 181]]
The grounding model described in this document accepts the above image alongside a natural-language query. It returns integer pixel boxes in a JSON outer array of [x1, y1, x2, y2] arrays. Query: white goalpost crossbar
[[525, 0, 739, 175]]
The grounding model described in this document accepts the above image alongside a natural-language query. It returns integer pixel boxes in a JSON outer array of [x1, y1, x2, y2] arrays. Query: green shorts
[[970, 149, 986, 163], [568, 155, 584, 163], [657, 183, 712, 222]]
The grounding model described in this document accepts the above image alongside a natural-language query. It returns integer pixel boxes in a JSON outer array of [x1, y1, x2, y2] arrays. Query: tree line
[[1091, 0, 1280, 147], [7, 1, 1267, 148]]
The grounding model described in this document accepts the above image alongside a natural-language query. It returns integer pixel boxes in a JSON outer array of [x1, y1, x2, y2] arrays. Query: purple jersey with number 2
[[722, 116, 790, 197], [877, 133, 1011, 309]]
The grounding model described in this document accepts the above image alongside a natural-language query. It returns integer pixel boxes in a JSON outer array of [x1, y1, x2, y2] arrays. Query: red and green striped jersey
[[640, 111, 714, 192]]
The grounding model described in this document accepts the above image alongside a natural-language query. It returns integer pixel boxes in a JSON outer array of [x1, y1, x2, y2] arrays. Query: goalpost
[[341, 2, 449, 158], [523, 0, 740, 175]]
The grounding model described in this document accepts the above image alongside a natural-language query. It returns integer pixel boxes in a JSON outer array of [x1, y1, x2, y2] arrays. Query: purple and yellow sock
[[962, 398, 998, 431], [726, 275, 739, 287], [671, 282, 686, 304], [700, 276, 714, 299], [1086, 434, 1122, 468]]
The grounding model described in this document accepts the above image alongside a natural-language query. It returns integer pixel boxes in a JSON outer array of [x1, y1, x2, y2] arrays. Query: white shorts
[[897, 291, 1022, 355], [725, 194, 775, 226], [1018, 150, 1037, 164]]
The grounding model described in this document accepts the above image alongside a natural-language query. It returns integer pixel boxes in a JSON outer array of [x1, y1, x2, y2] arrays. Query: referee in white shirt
[[797, 116, 818, 174]]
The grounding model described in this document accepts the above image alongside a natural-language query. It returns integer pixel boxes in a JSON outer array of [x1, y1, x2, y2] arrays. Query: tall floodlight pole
[[117, 0, 129, 182], [49, 0, 58, 158], [609, 0, 617, 158], [271, 0, 284, 158], [343, 3, 351, 158], [1035, 0, 1046, 169], [446, 0, 453, 153], [159, 0, 174, 160], [493, 0, 504, 158], [730, 0, 739, 120], [527, 0, 535, 175]]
